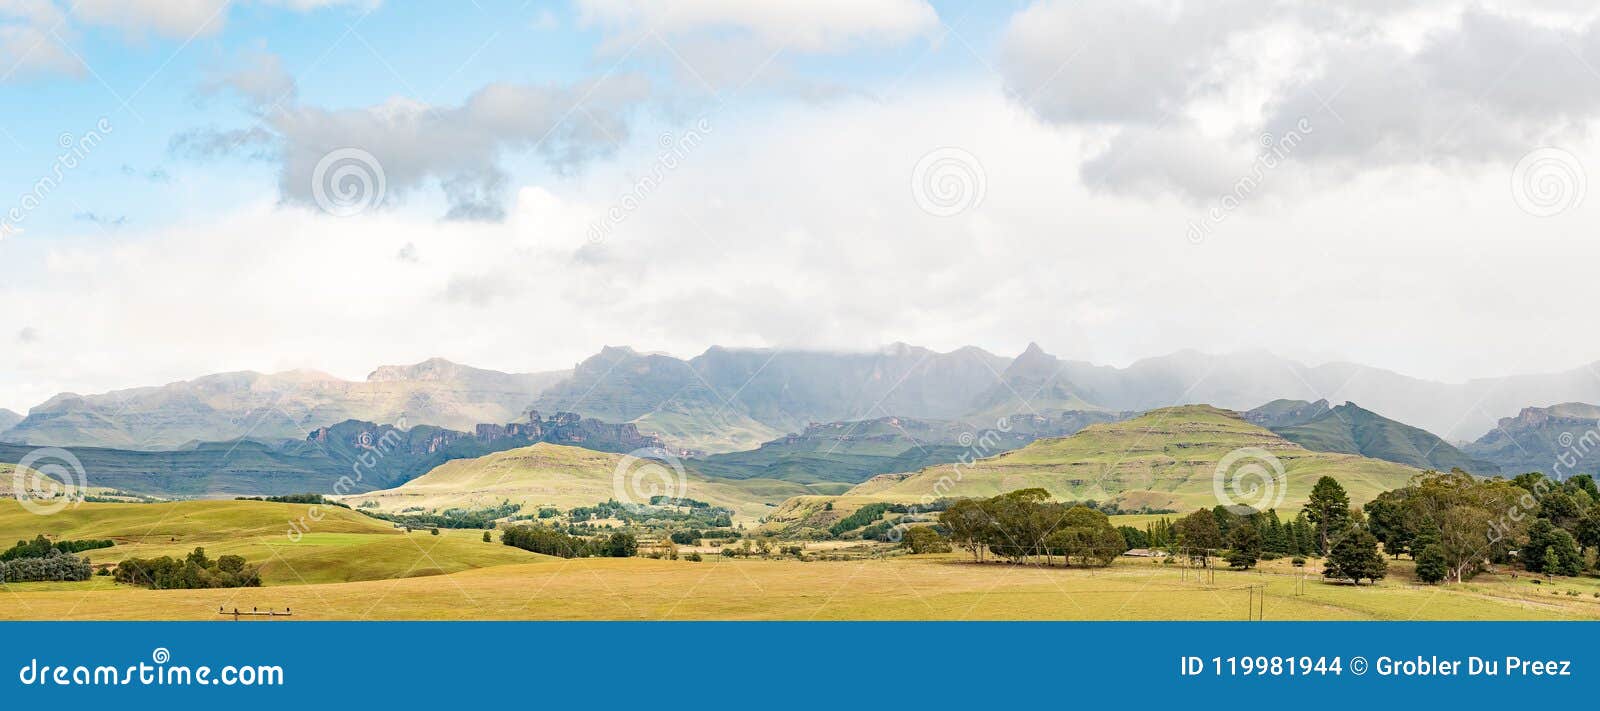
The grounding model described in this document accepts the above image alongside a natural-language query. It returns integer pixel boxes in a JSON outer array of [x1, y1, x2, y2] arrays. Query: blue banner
[[3, 622, 1593, 707]]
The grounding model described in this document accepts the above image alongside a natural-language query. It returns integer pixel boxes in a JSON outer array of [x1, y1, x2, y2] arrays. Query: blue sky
[[3, 1, 1600, 413]]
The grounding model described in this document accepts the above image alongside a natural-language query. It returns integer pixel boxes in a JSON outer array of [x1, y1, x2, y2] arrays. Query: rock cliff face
[[307, 410, 663, 463], [1464, 403, 1600, 479]]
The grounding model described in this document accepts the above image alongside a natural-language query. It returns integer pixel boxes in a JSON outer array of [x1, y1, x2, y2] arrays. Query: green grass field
[[0, 499, 542, 585]]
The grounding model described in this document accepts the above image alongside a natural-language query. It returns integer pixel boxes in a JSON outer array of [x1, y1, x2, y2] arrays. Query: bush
[[0, 550, 92, 582], [1290, 556, 1306, 567], [684, 552, 703, 562], [1, 535, 114, 561], [113, 548, 260, 589], [1414, 545, 1448, 584], [900, 526, 952, 554]]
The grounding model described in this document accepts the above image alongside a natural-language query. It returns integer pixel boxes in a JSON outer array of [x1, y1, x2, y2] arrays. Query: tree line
[[500, 524, 639, 558], [113, 547, 261, 589], [937, 489, 1125, 567]]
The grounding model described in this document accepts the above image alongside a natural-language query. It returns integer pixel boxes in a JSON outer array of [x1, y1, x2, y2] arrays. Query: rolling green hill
[[1271, 402, 1499, 475], [764, 405, 1421, 533], [343, 443, 814, 522], [0, 498, 543, 585]]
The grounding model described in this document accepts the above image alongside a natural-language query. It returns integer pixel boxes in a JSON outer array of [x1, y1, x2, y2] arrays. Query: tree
[[1226, 522, 1261, 569], [482, 530, 492, 542], [1305, 476, 1350, 555], [1363, 491, 1414, 558], [1525, 518, 1582, 576], [1176, 509, 1223, 566], [1576, 508, 1600, 557], [1538, 491, 1582, 531], [901, 526, 951, 555], [1325, 530, 1386, 585], [1414, 545, 1448, 583], [604, 532, 638, 558]]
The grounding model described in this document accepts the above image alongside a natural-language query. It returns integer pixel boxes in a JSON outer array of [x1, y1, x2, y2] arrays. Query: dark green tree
[[1226, 522, 1262, 569], [1305, 476, 1351, 555], [1324, 529, 1386, 585]]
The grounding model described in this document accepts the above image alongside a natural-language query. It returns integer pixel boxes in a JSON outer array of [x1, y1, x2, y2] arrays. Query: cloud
[[10, 83, 1600, 413], [578, 0, 939, 54], [0, 0, 82, 80], [70, 0, 373, 39], [1000, 1, 1600, 198]]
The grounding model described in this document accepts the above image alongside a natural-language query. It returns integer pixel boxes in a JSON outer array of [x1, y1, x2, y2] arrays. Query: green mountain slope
[[345, 443, 811, 522], [689, 411, 1130, 485], [764, 405, 1421, 532], [1271, 402, 1498, 475], [1464, 403, 1600, 478]]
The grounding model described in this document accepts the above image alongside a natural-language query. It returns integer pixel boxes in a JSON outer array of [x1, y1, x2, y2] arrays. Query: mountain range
[[1245, 400, 1500, 475], [0, 411, 658, 497], [0, 409, 20, 435], [1, 358, 568, 450], [764, 405, 1423, 535], [687, 410, 1132, 489], [12, 343, 1600, 459], [1462, 403, 1600, 479]]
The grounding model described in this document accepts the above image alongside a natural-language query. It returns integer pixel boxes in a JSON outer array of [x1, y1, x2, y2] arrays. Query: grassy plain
[[4, 547, 1600, 621]]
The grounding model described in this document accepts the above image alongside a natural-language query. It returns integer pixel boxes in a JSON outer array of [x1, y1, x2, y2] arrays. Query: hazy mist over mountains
[[8, 343, 1600, 456]]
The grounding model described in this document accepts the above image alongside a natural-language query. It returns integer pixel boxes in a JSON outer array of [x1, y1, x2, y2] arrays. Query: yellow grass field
[[5, 550, 1600, 621]]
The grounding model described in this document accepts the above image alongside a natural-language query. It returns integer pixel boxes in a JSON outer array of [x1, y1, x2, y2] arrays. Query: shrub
[[0, 550, 92, 582], [112, 548, 260, 589], [900, 526, 952, 555], [1290, 556, 1306, 567]]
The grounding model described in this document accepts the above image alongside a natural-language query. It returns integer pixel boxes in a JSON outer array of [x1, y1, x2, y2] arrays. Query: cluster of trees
[[236, 493, 350, 508], [367, 502, 522, 530], [0, 550, 92, 582], [899, 526, 952, 554], [1, 535, 114, 561], [1365, 470, 1599, 583], [113, 548, 261, 589], [1170, 477, 1387, 584], [938, 489, 1126, 567], [569, 499, 736, 530], [500, 525, 638, 558]]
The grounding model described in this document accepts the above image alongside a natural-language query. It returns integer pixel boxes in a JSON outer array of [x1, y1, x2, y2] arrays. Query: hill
[[343, 442, 814, 521], [688, 411, 1130, 485], [2, 358, 568, 449], [0, 498, 542, 585], [1269, 402, 1499, 475], [0, 412, 662, 498], [765, 405, 1420, 533], [1464, 403, 1600, 478], [0, 409, 20, 435]]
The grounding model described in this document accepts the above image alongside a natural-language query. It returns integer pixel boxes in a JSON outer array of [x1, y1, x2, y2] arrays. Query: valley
[[5, 347, 1600, 622]]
